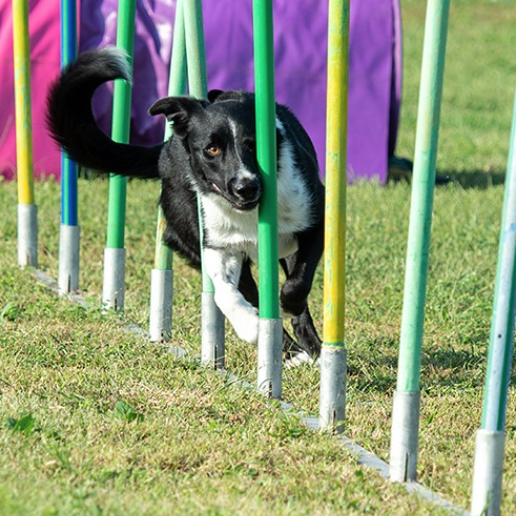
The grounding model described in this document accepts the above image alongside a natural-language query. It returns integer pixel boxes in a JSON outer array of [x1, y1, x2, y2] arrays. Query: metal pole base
[[201, 292, 225, 369], [58, 224, 80, 295], [389, 390, 421, 482], [17, 204, 38, 267], [257, 318, 283, 399], [149, 268, 173, 342], [319, 346, 347, 434], [102, 247, 126, 312], [471, 429, 505, 516]]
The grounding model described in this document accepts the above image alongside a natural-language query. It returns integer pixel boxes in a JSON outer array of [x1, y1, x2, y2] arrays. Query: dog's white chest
[[201, 131, 313, 260], [201, 173, 311, 260]]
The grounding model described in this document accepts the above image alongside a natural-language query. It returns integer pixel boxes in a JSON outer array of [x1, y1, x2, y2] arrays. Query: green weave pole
[[183, 0, 212, 293], [253, 0, 279, 321], [106, 0, 136, 250], [183, 0, 225, 367], [389, 0, 450, 484], [155, 0, 187, 270], [253, 0, 282, 399], [148, 0, 188, 342], [101, 0, 136, 312]]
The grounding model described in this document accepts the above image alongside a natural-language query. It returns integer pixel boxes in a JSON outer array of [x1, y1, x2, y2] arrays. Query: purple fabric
[[79, 0, 173, 145], [0, 0, 62, 180], [0, 0, 173, 180], [0, 0, 402, 183], [346, 0, 397, 182]]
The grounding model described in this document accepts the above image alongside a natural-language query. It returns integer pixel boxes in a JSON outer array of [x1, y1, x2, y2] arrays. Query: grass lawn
[[2, 0, 516, 514]]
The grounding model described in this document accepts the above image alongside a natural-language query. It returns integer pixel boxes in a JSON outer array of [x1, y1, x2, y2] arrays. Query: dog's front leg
[[204, 248, 259, 345], [280, 222, 324, 318], [279, 223, 324, 359]]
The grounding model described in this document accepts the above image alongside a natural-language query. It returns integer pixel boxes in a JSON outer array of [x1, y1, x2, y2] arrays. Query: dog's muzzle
[[228, 176, 261, 210]]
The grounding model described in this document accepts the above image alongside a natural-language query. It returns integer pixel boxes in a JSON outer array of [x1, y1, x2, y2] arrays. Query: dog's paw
[[229, 306, 259, 345], [284, 351, 318, 369]]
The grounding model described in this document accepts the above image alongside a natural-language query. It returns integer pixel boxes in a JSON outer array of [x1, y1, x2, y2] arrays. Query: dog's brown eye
[[206, 145, 221, 157]]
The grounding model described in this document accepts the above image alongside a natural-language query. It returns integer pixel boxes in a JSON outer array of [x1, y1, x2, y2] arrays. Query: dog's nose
[[230, 176, 261, 202]]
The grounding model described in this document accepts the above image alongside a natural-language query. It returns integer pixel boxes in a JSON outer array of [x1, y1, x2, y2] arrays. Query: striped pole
[[253, 0, 282, 399], [470, 83, 516, 516], [101, 0, 136, 311], [58, 0, 80, 295], [12, 0, 37, 267], [389, 0, 450, 483], [149, 0, 187, 342], [319, 0, 349, 433], [183, 0, 225, 368]]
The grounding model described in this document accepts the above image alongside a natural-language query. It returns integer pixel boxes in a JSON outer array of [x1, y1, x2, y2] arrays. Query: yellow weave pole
[[12, 0, 35, 205], [12, 0, 38, 267], [319, 0, 349, 433]]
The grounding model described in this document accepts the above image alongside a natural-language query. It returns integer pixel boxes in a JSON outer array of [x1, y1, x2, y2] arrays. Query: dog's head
[[150, 90, 269, 211]]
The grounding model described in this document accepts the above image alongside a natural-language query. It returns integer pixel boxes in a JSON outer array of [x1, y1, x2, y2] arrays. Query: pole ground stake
[[58, 224, 80, 295]]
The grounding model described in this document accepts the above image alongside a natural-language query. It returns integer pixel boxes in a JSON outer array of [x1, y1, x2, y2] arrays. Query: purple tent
[[197, 0, 402, 183], [0, 0, 62, 180], [0, 0, 402, 183]]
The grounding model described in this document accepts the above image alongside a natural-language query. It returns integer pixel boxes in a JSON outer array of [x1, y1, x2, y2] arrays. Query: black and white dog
[[47, 47, 325, 362]]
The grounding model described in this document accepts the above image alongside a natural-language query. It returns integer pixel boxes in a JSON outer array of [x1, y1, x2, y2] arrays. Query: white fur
[[203, 247, 259, 344], [284, 351, 314, 369], [99, 47, 133, 85]]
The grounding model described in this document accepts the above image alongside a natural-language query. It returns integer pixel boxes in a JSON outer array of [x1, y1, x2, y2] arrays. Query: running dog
[[46, 47, 325, 363]]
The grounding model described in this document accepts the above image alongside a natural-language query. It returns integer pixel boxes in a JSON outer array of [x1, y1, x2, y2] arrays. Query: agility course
[[2, 0, 516, 514]]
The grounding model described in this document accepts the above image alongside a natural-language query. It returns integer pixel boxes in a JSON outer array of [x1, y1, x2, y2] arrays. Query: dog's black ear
[[148, 96, 206, 139], [208, 90, 248, 104], [207, 89, 224, 103]]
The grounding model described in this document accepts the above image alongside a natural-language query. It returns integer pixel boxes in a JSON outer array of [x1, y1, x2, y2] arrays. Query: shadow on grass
[[438, 169, 506, 189], [421, 348, 486, 390], [347, 337, 516, 394], [388, 165, 506, 189]]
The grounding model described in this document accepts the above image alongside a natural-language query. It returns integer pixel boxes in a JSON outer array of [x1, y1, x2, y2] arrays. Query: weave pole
[[470, 83, 516, 516], [183, 0, 225, 368], [12, 0, 37, 267], [389, 0, 450, 482], [58, 0, 80, 295], [253, 0, 283, 399], [319, 0, 349, 433], [101, 0, 136, 311], [149, 0, 187, 342]]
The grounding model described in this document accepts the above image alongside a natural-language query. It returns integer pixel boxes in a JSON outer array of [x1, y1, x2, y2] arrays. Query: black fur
[[47, 47, 325, 360]]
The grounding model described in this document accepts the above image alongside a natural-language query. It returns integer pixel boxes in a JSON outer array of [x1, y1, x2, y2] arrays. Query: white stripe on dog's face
[[201, 116, 313, 260], [229, 119, 254, 180]]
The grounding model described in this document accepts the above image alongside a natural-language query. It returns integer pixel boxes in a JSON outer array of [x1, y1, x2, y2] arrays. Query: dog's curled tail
[[46, 47, 162, 179]]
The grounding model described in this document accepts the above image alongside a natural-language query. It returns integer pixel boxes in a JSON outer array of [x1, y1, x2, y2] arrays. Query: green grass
[[2, 0, 516, 513], [0, 182, 454, 516], [399, 0, 516, 182]]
